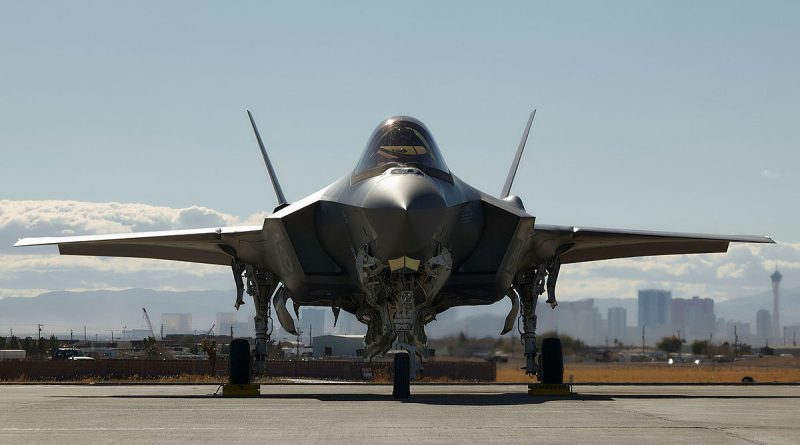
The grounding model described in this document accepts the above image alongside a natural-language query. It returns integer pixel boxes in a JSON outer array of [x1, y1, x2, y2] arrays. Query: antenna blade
[[247, 110, 288, 208], [500, 110, 536, 198]]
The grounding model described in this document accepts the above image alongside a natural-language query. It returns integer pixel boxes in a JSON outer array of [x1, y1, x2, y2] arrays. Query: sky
[[1, 1, 798, 311]]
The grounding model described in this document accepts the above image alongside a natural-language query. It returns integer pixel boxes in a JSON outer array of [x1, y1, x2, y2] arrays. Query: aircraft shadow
[[52, 391, 800, 406], [55, 392, 596, 405]]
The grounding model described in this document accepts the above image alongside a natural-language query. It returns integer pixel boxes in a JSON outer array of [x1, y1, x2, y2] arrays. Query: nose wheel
[[392, 351, 411, 399]]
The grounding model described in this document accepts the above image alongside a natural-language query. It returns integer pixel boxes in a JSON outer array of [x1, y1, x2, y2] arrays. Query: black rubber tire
[[392, 351, 411, 399], [540, 337, 564, 384], [229, 338, 251, 385]]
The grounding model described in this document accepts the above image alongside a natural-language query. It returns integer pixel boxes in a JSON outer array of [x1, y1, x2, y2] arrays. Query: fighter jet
[[15, 111, 774, 398]]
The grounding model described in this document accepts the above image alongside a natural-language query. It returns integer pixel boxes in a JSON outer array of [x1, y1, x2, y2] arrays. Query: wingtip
[[12, 238, 34, 247], [13, 237, 50, 248]]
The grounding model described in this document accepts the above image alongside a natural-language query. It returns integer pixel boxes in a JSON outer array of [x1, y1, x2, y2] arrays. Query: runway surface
[[0, 384, 798, 444]]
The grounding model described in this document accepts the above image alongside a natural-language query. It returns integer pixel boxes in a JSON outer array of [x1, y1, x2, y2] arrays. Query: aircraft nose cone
[[362, 173, 448, 261], [363, 174, 446, 211]]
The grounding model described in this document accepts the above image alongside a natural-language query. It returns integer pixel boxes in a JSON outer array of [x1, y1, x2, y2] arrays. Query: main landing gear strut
[[515, 260, 564, 384], [232, 262, 278, 378]]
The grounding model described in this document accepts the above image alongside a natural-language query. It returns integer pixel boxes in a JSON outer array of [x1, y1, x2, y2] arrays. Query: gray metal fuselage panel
[[266, 172, 537, 313]]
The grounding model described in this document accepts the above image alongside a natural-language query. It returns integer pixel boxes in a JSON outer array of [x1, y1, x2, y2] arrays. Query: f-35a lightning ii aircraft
[[16, 111, 774, 398]]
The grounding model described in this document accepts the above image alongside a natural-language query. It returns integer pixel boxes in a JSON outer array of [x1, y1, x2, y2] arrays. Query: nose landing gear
[[392, 351, 411, 399], [356, 243, 453, 399]]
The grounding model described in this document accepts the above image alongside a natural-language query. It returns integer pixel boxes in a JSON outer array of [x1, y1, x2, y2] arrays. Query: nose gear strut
[[356, 243, 452, 392]]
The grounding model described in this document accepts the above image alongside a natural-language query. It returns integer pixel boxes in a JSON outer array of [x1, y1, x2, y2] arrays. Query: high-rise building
[[756, 309, 772, 341], [554, 299, 603, 345], [161, 313, 192, 335], [771, 268, 782, 338], [671, 296, 714, 338], [638, 289, 671, 327], [607, 307, 627, 343]]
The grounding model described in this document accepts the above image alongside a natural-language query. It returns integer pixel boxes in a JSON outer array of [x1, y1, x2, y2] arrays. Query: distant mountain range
[[0, 289, 244, 338], [0, 287, 798, 339]]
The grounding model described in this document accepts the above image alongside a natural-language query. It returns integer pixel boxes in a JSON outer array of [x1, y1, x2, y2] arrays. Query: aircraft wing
[[531, 224, 775, 264], [13, 225, 265, 266]]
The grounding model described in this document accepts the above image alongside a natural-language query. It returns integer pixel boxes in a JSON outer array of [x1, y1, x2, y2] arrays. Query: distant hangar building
[[312, 334, 364, 358]]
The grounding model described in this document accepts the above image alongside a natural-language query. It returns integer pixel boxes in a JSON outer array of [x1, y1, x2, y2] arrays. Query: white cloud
[[0, 199, 266, 252], [0, 199, 264, 238], [0, 200, 264, 298], [715, 262, 744, 279], [761, 169, 782, 179], [0, 288, 52, 299]]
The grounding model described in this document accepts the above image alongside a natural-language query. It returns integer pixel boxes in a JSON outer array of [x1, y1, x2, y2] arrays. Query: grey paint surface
[[0, 384, 797, 444]]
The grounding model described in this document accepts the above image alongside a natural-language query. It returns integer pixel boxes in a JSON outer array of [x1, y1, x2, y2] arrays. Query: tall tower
[[771, 268, 782, 338]]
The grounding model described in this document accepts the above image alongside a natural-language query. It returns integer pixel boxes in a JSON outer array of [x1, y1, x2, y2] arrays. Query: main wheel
[[229, 338, 251, 385], [540, 337, 564, 384], [392, 351, 411, 399]]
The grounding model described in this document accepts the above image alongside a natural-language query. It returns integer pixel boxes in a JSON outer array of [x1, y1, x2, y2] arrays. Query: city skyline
[[1, 280, 797, 346]]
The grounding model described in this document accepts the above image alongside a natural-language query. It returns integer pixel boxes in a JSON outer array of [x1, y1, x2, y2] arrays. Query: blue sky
[[0, 1, 798, 307]]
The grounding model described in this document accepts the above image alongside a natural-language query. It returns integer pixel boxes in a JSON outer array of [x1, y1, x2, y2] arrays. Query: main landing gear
[[515, 261, 564, 384], [223, 338, 260, 397]]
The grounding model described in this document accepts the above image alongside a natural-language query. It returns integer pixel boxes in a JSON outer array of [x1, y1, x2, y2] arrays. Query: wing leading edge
[[532, 224, 774, 264], [14, 225, 265, 266]]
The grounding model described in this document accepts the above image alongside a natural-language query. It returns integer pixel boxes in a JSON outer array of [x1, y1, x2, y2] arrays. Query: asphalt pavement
[[0, 383, 797, 444]]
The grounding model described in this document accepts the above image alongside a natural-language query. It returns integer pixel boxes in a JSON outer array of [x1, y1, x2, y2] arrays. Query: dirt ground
[[496, 355, 800, 383]]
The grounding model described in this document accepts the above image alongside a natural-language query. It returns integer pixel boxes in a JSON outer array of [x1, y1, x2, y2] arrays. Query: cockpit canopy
[[353, 117, 451, 182]]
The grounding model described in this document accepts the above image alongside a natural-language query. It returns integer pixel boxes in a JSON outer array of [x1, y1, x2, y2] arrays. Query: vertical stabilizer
[[500, 110, 536, 198], [247, 110, 289, 210]]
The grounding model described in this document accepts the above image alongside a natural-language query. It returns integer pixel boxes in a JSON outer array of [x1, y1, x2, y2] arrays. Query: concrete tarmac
[[0, 384, 798, 444]]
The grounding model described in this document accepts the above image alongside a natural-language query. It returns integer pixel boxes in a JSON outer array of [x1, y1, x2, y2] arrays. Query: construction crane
[[142, 308, 157, 339], [206, 324, 215, 336]]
